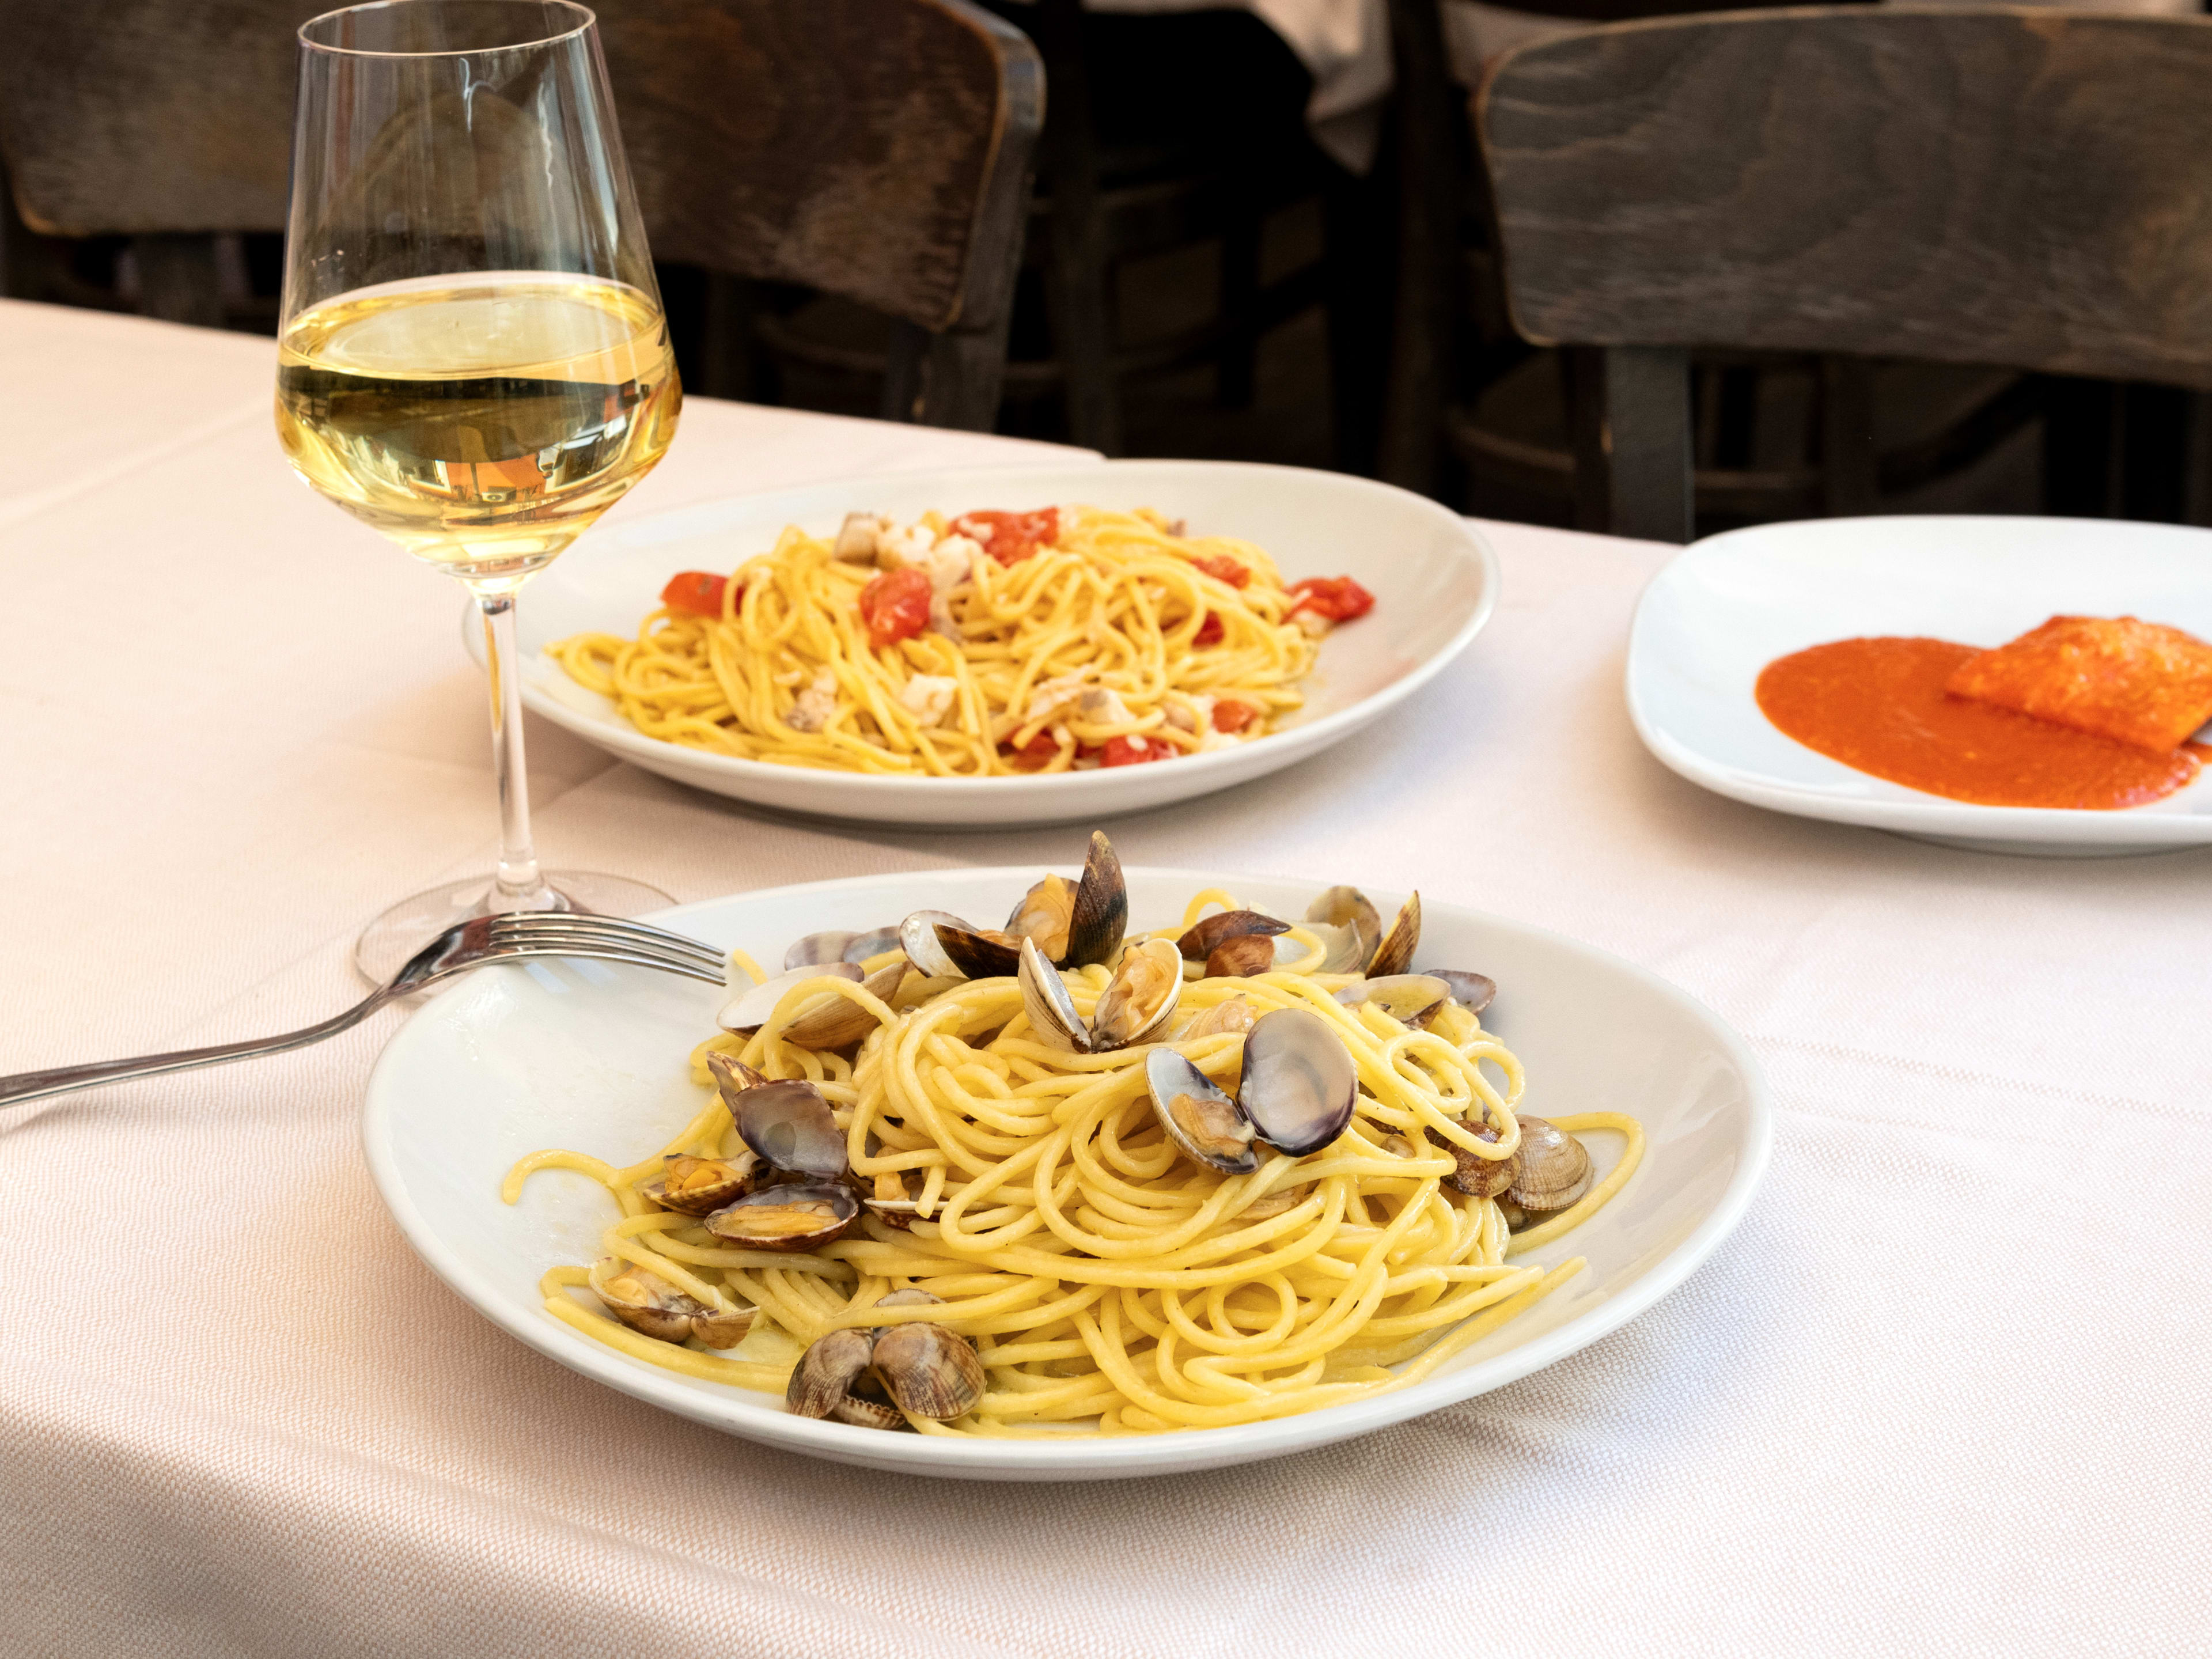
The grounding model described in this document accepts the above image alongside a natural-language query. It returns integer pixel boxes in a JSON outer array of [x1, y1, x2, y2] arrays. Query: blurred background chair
[[0, 0, 1041, 429], [1471, 6, 2212, 541]]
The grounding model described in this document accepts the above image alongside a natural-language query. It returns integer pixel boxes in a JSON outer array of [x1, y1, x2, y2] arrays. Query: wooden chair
[[1476, 6, 2212, 541], [0, 0, 1040, 430]]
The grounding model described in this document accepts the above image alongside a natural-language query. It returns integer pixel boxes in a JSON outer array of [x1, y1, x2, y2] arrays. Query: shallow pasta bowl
[[362, 865, 1771, 1481], [467, 460, 1498, 827]]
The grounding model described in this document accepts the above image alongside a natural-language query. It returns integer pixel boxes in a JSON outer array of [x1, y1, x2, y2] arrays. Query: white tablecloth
[[2, 300, 2207, 1657]]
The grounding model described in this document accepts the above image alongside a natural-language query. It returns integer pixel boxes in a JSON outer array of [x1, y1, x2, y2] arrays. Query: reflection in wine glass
[[276, 0, 681, 979]]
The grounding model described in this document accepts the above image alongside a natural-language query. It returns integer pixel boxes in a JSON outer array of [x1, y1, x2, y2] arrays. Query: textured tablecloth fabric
[[2, 300, 2207, 1657]]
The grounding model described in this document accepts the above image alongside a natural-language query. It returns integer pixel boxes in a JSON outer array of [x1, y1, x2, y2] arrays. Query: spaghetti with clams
[[505, 835, 1643, 1438]]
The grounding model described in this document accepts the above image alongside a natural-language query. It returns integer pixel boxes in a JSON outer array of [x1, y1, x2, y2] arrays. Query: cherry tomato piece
[[1286, 574, 1376, 622], [662, 571, 739, 617], [1003, 730, 1062, 771], [1190, 553, 1249, 588], [859, 566, 934, 648], [953, 508, 1060, 567], [1099, 734, 1174, 767], [1193, 612, 1225, 648], [1211, 700, 1257, 734]]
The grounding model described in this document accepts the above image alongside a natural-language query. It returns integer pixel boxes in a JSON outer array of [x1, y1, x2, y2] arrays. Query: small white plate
[[362, 865, 1770, 1482], [1627, 516, 2212, 856], [472, 460, 1498, 827]]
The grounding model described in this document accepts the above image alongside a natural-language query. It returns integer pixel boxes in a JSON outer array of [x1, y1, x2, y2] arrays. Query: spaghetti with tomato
[[547, 505, 1375, 777]]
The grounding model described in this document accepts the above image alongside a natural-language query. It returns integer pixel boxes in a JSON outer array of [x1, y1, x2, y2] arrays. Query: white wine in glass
[[278, 2, 681, 979]]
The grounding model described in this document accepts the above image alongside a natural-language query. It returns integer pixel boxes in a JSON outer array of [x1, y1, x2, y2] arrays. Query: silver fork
[[0, 912, 728, 1109]]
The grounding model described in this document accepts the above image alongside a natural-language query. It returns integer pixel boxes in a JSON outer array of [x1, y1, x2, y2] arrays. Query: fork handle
[[0, 993, 387, 1109]]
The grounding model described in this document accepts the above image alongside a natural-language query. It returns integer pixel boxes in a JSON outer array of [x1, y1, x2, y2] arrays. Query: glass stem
[[475, 588, 558, 910]]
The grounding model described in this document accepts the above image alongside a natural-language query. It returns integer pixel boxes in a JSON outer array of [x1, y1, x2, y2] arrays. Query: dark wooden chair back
[[0, 0, 1040, 429], [1478, 7, 2212, 540]]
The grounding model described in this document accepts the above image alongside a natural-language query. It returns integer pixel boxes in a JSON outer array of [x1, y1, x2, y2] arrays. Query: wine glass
[[276, 0, 681, 980]]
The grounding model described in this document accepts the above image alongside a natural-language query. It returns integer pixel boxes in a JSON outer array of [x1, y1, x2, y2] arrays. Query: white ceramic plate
[[1628, 515, 2212, 855], [471, 460, 1498, 825], [362, 865, 1770, 1482]]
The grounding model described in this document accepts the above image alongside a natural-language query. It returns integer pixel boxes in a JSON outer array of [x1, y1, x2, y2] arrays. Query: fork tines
[[488, 912, 726, 971]]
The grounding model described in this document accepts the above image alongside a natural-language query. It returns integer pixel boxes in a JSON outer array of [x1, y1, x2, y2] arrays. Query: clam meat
[[1204, 933, 1277, 979], [1088, 938, 1184, 1050], [1177, 997, 1257, 1041], [641, 1153, 757, 1215], [1019, 935, 1183, 1053], [704, 1181, 861, 1252], [1175, 909, 1290, 961], [1145, 1048, 1257, 1175]]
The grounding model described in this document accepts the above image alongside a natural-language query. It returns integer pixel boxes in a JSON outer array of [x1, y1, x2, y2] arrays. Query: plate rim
[[362, 863, 1774, 1478], [483, 457, 1502, 800], [1624, 513, 2212, 846]]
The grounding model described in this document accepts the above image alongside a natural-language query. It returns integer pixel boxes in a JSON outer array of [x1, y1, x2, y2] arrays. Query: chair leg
[[2184, 392, 2212, 528], [1603, 346, 1694, 544], [1565, 348, 1609, 534], [882, 320, 929, 425], [131, 234, 224, 328]]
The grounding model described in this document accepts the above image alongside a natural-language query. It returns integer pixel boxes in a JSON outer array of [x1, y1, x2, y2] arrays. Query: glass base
[[354, 870, 676, 985]]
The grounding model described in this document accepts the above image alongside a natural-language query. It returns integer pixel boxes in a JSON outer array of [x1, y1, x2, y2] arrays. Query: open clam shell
[[704, 1051, 766, 1106], [1431, 969, 1497, 1016], [589, 1257, 757, 1349], [1368, 893, 1422, 979], [779, 958, 910, 1050], [1429, 1123, 1515, 1198], [1059, 831, 1128, 968], [1305, 886, 1381, 972], [1239, 1007, 1358, 1156], [1018, 937, 1092, 1053], [704, 1181, 861, 1252], [1334, 973, 1451, 1029], [783, 926, 904, 971], [865, 1169, 922, 1230], [897, 910, 969, 979], [931, 918, 1025, 980], [731, 1078, 848, 1180], [1506, 1115, 1592, 1211], [1174, 908, 1289, 962], [1145, 1047, 1258, 1175], [718, 961, 864, 1033], [1089, 937, 1184, 1050], [641, 1153, 759, 1215]]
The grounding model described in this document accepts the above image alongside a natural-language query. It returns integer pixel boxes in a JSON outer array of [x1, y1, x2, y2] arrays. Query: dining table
[[2, 295, 2206, 1657]]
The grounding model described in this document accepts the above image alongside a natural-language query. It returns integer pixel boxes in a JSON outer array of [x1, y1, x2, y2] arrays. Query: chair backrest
[[1478, 7, 2212, 539], [0, 0, 1040, 426]]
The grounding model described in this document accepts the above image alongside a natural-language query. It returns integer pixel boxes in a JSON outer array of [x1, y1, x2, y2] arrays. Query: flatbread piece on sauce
[[1946, 615, 2212, 752]]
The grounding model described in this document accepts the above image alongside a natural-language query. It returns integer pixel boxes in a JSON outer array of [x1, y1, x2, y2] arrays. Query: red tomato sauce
[[1754, 636, 2202, 809]]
